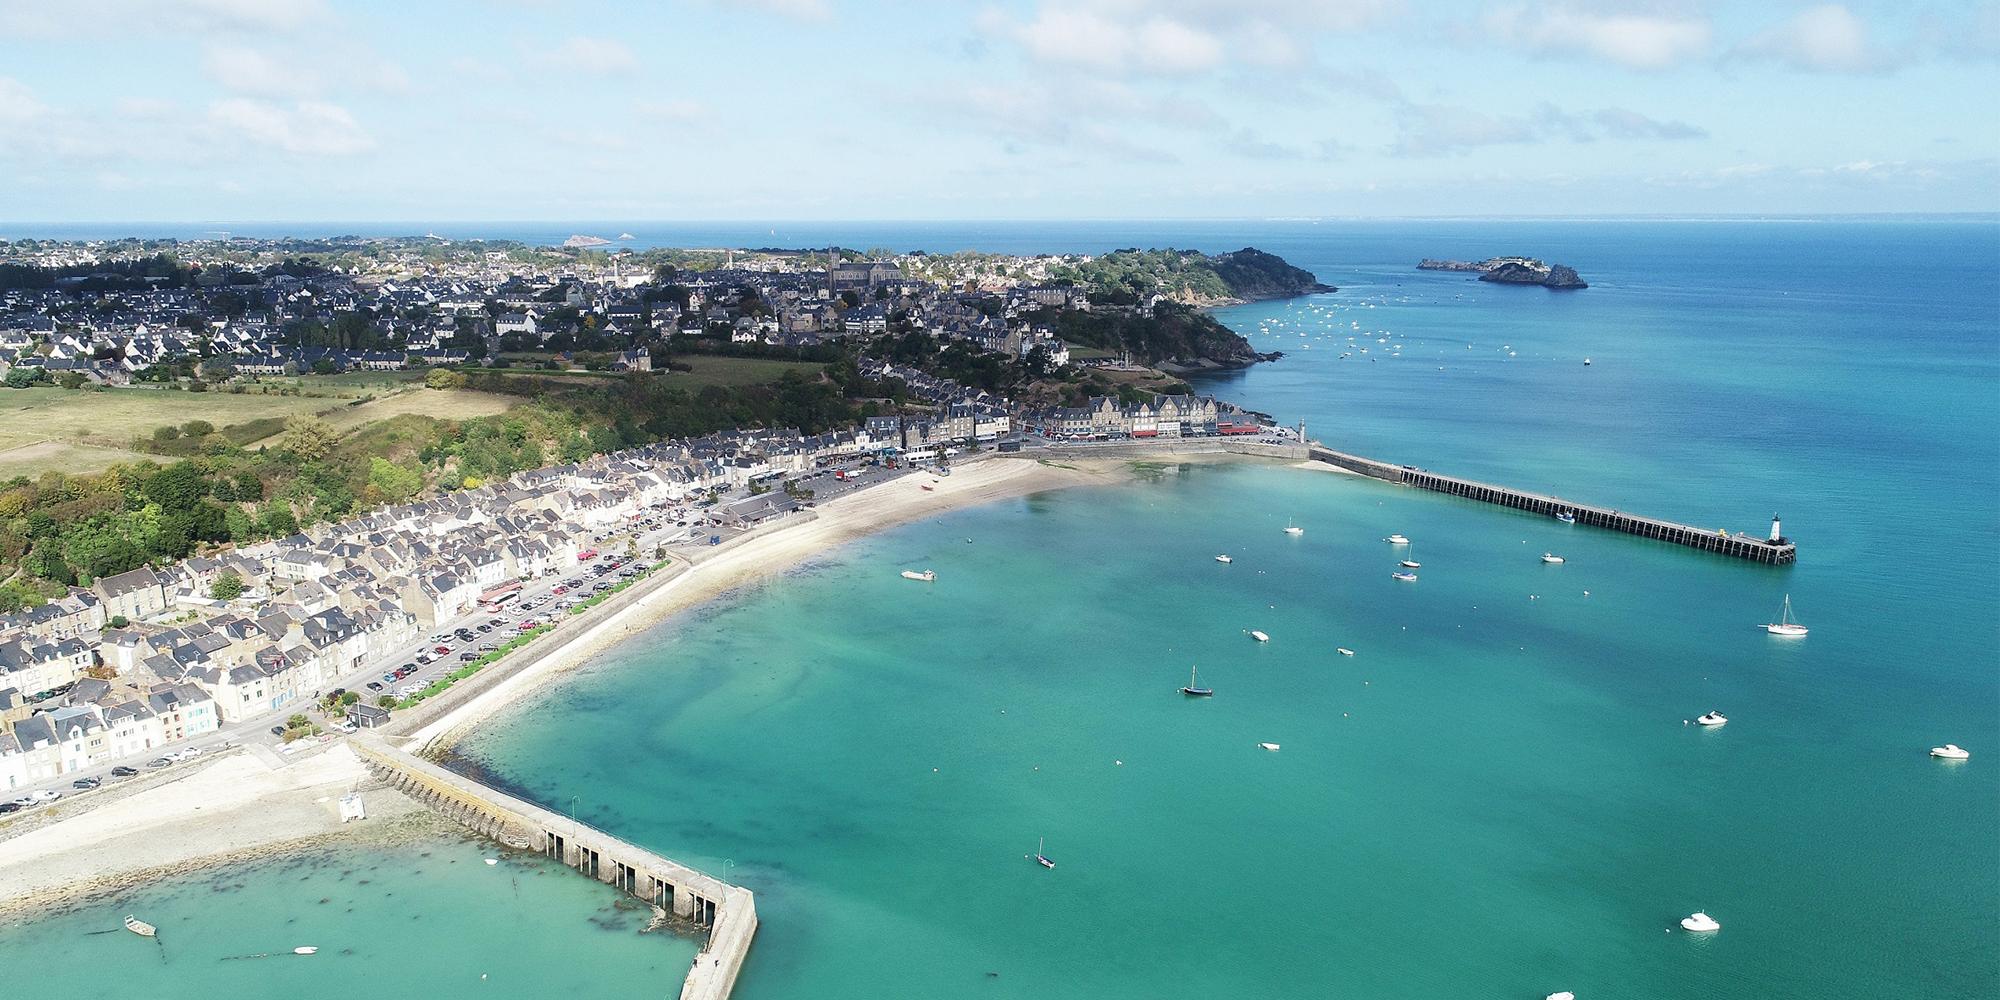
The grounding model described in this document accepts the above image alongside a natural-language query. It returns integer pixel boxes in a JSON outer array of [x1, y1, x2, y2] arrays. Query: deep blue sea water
[[9, 219, 1994, 998]]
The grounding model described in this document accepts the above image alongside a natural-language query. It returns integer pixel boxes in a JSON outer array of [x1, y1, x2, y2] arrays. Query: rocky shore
[[1418, 256, 1587, 289]]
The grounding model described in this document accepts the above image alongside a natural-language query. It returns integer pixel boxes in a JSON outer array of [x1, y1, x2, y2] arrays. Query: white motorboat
[[1258, 742, 1281, 752], [1764, 595, 1808, 636], [1336, 647, 1356, 657], [294, 946, 319, 956], [1547, 993, 1577, 1000], [1680, 912, 1721, 932], [1555, 511, 1576, 524], [1696, 711, 1727, 727], [1930, 743, 1970, 760], [899, 570, 936, 582], [1385, 534, 1409, 545], [1215, 554, 1233, 563], [1248, 630, 1270, 643], [1392, 570, 1418, 582], [1541, 553, 1565, 564]]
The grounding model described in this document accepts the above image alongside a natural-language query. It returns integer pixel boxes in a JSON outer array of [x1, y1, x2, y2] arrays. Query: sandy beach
[[0, 744, 429, 915], [410, 455, 1115, 749], [0, 454, 1127, 913]]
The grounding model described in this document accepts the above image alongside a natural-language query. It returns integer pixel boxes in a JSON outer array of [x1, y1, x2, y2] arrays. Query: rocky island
[[1418, 256, 1587, 289]]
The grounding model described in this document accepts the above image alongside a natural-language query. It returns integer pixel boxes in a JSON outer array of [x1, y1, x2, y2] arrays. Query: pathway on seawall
[[351, 734, 756, 1000]]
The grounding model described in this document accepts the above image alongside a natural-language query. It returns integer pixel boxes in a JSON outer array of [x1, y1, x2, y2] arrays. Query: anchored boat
[[1541, 552, 1565, 564], [1248, 630, 1270, 643], [1555, 511, 1577, 524], [1392, 570, 1418, 582], [1181, 666, 1213, 697], [1680, 912, 1721, 932], [123, 915, 157, 938], [1930, 743, 1970, 760], [1283, 518, 1304, 536], [900, 569, 936, 582], [1033, 837, 1055, 869], [1764, 595, 1808, 636], [1696, 711, 1727, 727], [1385, 534, 1409, 545], [1214, 554, 1232, 563]]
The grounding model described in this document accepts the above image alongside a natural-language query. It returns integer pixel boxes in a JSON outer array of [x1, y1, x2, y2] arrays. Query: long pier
[[1306, 446, 1796, 565], [351, 735, 757, 1000]]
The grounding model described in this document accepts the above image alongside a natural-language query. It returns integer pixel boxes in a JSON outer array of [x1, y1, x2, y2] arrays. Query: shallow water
[[0, 833, 700, 998]]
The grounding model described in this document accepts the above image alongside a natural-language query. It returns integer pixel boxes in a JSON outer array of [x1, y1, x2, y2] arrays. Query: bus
[[478, 581, 523, 612]]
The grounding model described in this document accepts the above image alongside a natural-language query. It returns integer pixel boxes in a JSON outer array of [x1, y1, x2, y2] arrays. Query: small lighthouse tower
[[1769, 514, 1783, 542]]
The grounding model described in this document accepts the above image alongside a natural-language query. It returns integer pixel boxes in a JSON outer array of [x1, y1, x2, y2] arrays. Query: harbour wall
[[1306, 445, 1797, 565], [1000, 437, 1794, 565], [351, 735, 757, 1000]]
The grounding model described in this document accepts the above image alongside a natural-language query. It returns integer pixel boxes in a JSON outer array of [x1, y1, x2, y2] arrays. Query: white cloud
[[634, 99, 712, 124], [208, 98, 374, 155], [203, 44, 318, 97], [979, 0, 1398, 76], [542, 36, 640, 75], [1481, 3, 1712, 70], [1737, 5, 1901, 73], [0, 78, 49, 126], [0, 0, 325, 38], [1392, 100, 1705, 156]]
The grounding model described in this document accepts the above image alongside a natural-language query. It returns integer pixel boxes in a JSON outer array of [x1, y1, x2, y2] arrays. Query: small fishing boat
[[1214, 554, 1232, 563], [123, 915, 157, 938], [1555, 511, 1577, 524], [1283, 518, 1304, 536], [1931, 743, 1970, 760], [1336, 647, 1355, 657], [1541, 553, 1565, 564], [1248, 630, 1270, 643], [1696, 711, 1727, 727], [1181, 666, 1213, 697], [1385, 534, 1409, 545], [900, 569, 936, 582], [293, 946, 318, 956], [1257, 742, 1281, 752], [1680, 912, 1721, 932], [1764, 595, 1808, 636], [1583, 358, 1592, 366], [1392, 570, 1418, 582], [1033, 837, 1055, 869]]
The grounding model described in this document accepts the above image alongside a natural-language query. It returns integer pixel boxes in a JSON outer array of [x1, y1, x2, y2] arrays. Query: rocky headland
[[1418, 256, 1587, 289]]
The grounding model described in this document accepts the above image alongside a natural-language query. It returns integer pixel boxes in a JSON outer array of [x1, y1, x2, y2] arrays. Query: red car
[[553, 586, 567, 595], [433, 645, 451, 654], [578, 550, 598, 561]]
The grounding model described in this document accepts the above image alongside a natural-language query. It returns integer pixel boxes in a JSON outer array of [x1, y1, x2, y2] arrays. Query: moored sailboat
[[1181, 666, 1213, 697], [1764, 595, 1808, 636]]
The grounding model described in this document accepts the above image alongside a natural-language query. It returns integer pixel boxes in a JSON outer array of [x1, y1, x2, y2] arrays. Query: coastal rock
[[1419, 256, 1587, 289], [1208, 248, 1337, 301]]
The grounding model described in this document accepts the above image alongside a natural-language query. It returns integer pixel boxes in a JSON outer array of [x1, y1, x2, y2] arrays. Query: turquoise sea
[[6, 220, 1992, 997], [0, 833, 699, 996]]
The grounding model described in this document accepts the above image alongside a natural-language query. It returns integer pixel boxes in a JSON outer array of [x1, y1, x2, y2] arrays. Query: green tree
[[181, 419, 215, 437], [209, 570, 245, 601], [425, 367, 467, 390], [367, 457, 423, 503], [282, 416, 338, 461]]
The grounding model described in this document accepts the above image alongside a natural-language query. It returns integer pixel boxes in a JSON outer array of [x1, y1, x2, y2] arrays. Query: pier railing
[[1304, 446, 1796, 565], [351, 735, 757, 1000]]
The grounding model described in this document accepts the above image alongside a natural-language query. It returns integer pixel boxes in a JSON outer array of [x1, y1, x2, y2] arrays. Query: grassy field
[[0, 384, 516, 474]]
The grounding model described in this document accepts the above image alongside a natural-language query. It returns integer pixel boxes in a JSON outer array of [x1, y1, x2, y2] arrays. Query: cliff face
[[1055, 303, 1274, 370], [1208, 248, 1336, 301]]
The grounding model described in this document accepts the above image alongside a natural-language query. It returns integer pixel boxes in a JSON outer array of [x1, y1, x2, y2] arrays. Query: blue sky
[[1, 0, 1995, 220]]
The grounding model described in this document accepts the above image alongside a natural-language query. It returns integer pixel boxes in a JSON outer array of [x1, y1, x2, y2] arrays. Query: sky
[[0, 0, 1996, 221]]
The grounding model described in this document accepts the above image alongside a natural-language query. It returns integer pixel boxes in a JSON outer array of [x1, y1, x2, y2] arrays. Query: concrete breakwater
[[351, 735, 756, 1000], [1305, 445, 1796, 565]]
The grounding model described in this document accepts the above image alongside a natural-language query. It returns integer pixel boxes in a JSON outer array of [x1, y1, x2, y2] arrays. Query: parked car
[[415, 653, 433, 665], [366, 681, 384, 692], [146, 758, 172, 769], [433, 645, 451, 655], [0, 801, 20, 814], [72, 777, 101, 790], [270, 725, 287, 737], [28, 788, 61, 804], [110, 766, 139, 778], [459, 652, 480, 661], [180, 746, 204, 758]]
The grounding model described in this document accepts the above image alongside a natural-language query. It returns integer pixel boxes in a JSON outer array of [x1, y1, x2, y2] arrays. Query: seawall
[[351, 735, 756, 1000]]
